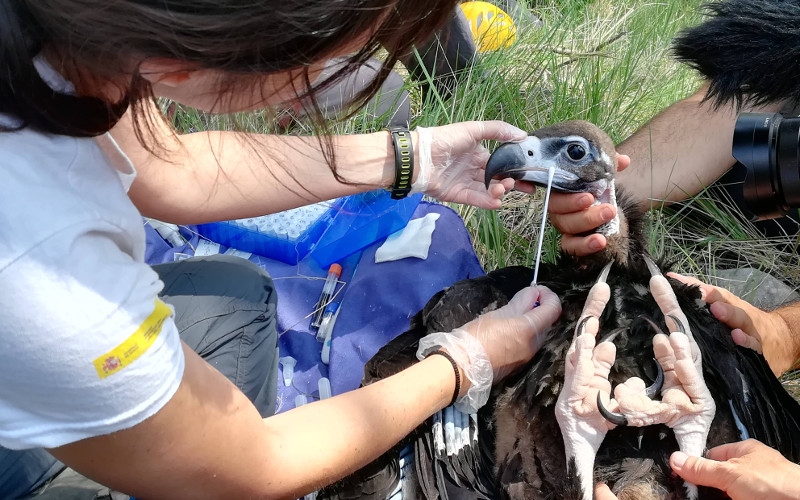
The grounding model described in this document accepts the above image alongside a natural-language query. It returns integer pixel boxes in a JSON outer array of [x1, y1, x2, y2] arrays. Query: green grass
[[169, 0, 800, 299], [423, 0, 709, 271], [167, 0, 800, 389]]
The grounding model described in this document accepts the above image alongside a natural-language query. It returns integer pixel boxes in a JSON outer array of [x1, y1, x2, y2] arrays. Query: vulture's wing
[[320, 267, 533, 499], [671, 279, 800, 462], [733, 347, 800, 459]]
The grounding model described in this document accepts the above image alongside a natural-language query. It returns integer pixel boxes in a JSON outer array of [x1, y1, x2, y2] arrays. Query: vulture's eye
[[527, 150, 534, 157], [566, 143, 586, 161]]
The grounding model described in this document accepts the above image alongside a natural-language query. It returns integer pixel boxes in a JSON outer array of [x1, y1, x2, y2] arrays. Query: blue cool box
[[196, 190, 423, 266]]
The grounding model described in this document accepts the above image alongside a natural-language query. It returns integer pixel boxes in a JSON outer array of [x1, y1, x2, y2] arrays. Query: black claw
[[666, 314, 686, 335], [597, 392, 628, 426], [645, 359, 664, 399], [575, 316, 592, 336]]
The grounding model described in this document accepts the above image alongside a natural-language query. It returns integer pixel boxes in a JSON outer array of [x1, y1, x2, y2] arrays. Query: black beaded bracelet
[[426, 349, 461, 407], [387, 128, 413, 200]]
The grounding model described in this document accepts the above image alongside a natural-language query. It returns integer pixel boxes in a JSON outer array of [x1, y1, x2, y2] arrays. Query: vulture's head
[[486, 120, 640, 265]]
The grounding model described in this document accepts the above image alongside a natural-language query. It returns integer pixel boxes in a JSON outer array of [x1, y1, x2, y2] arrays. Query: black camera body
[[669, 0, 800, 220], [733, 113, 800, 220]]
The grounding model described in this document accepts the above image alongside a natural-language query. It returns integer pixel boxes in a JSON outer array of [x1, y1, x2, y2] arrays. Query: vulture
[[319, 120, 800, 500]]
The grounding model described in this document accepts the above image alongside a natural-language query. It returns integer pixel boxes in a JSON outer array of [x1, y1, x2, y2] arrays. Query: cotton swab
[[532, 165, 556, 286]]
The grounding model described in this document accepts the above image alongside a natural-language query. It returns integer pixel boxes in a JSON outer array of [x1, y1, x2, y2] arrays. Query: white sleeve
[[0, 219, 185, 450]]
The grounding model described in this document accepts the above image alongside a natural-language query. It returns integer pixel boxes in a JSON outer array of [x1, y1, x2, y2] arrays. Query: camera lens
[[733, 112, 800, 219]]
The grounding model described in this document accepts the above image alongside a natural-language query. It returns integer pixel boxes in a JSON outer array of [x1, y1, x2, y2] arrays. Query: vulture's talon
[[596, 261, 614, 284], [575, 316, 593, 337], [647, 262, 694, 342], [666, 314, 686, 335], [574, 263, 614, 337], [597, 392, 628, 426], [645, 358, 664, 399], [643, 255, 661, 277]]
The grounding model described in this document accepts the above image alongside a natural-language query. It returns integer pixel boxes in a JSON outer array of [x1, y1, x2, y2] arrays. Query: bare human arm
[[114, 101, 524, 225], [550, 84, 786, 255], [50, 344, 460, 500], [616, 83, 748, 208], [115, 102, 397, 224], [49, 287, 560, 499]]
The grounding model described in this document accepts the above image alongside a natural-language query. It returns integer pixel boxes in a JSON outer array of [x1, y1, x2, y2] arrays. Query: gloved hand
[[460, 285, 562, 381], [412, 121, 528, 209], [417, 285, 561, 413]]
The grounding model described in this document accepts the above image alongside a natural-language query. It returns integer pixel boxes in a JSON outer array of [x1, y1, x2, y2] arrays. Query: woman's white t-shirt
[[0, 63, 185, 450]]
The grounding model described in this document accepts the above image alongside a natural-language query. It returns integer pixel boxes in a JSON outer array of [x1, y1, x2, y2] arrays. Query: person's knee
[[0, 448, 64, 498], [155, 255, 280, 413], [155, 254, 279, 355], [157, 254, 277, 311], [215, 255, 279, 314]]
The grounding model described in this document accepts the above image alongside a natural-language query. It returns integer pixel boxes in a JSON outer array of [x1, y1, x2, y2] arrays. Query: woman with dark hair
[[0, 1, 562, 498]]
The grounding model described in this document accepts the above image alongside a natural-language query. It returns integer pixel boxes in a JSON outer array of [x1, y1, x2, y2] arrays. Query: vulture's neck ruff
[[485, 120, 626, 261]]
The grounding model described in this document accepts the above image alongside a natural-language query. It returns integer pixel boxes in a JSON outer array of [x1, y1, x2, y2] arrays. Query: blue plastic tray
[[196, 190, 422, 265]]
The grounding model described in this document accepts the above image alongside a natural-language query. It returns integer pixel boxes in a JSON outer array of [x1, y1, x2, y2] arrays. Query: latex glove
[[548, 154, 631, 256], [668, 273, 797, 376], [412, 121, 527, 209], [671, 439, 800, 500], [460, 285, 561, 381]]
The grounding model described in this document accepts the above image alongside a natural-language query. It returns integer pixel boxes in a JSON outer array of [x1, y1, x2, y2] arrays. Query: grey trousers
[[2, 255, 280, 499]]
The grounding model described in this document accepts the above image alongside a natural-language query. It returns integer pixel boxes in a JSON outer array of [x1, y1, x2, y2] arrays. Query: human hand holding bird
[[596, 439, 800, 500], [546, 155, 630, 256], [412, 120, 528, 209], [460, 285, 562, 382], [668, 272, 798, 377], [671, 439, 800, 500]]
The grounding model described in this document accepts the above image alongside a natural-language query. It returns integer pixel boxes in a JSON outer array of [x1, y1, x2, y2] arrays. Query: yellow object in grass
[[459, 1, 517, 52]]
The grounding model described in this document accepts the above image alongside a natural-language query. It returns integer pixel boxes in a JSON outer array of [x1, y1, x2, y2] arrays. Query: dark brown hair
[[0, 0, 459, 140]]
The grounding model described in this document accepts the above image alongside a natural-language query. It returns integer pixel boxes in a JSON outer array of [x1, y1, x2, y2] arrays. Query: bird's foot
[[595, 257, 715, 500], [555, 261, 618, 500], [596, 332, 712, 500], [556, 333, 618, 500], [573, 261, 613, 339], [596, 358, 664, 426], [645, 256, 715, 459]]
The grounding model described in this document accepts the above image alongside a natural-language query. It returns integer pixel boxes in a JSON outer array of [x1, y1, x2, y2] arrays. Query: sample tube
[[279, 356, 296, 387], [311, 263, 342, 330], [318, 377, 332, 400]]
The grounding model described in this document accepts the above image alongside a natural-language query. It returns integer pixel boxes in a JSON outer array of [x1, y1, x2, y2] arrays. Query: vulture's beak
[[485, 142, 528, 186], [484, 137, 584, 193]]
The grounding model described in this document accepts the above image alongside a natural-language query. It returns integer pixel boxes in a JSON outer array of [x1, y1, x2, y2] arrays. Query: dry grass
[[171, 0, 800, 381]]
